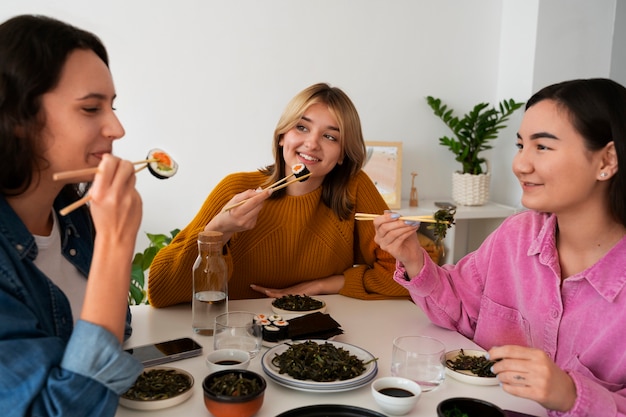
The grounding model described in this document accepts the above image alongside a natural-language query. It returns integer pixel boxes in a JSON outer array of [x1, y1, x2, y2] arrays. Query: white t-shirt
[[33, 212, 87, 322]]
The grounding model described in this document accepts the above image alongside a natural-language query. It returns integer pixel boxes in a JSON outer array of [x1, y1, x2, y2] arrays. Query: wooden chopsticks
[[355, 213, 447, 224], [54, 158, 159, 216], [221, 172, 312, 212], [52, 158, 159, 181]]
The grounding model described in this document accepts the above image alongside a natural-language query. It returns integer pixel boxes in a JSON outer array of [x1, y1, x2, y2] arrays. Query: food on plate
[[272, 294, 324, 311], [122, 368, 192, 401], [258, 314, 290, 342], [146, 148, 178, 179], [445, 348, 496, 378], [270, 340, 376, 382]]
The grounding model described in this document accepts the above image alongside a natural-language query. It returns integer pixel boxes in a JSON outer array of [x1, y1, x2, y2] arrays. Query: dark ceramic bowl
[[202, 369, 266, 417], [437, 397, 506, 417]]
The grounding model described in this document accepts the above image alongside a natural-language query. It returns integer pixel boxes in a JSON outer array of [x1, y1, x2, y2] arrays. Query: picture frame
[[363, 141, 402, 209]]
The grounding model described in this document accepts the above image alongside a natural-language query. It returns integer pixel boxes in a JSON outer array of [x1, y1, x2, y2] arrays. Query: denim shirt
[[0, 194, 142, 417], [395, 210, 626, 417]]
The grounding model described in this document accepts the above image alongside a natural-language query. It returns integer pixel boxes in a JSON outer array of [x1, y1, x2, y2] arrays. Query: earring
[[600, 172, 608, 178]]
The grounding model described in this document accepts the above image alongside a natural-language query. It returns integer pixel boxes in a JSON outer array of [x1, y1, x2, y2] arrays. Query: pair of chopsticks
[[355, 213, 447, 224], [221, 172, 312, 212], [53, 158, 158, 216]]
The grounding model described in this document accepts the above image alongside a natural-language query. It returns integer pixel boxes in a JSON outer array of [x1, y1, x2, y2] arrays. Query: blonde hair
[[260, 83, 366, 220]]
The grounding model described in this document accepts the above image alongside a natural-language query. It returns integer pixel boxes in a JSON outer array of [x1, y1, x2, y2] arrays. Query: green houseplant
[[426, 96, 524, 175], [425, 96, 524, 205], [129, 229, 179, 305]]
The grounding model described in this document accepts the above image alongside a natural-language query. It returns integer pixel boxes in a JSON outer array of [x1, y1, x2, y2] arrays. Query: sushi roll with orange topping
[[292, 163, 310, 181], [146, 148, 178, 179]]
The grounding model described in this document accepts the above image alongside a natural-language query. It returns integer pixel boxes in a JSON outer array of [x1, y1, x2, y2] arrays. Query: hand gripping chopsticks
[[354, 213, 447, 224], [221, 172, 312, 212], [53, 158, 158, 216]]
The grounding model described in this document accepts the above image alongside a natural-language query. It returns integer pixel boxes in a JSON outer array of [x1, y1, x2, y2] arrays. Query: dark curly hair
[[0, 14, 108, 198]]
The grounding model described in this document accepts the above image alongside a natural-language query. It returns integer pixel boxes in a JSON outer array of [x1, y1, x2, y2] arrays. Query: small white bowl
[[444, 349, 499, 386], [371, 376, 421, 415], [205, 349, 250, 373]]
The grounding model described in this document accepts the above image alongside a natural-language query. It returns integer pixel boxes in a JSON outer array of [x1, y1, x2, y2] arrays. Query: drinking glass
[[213, 311, 262, 358], [391, 335, 446, 392]]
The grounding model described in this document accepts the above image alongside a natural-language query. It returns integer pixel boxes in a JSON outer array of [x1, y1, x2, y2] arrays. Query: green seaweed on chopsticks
[[427, 207, 456, 247], [270, 340, 376, 382]]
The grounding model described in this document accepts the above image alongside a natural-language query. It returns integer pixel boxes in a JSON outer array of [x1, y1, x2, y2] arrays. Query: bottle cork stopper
[[198, 230, 223, 243]]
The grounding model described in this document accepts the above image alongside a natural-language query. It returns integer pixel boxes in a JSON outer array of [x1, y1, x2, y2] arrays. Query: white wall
[[0, 0, 619, 251]]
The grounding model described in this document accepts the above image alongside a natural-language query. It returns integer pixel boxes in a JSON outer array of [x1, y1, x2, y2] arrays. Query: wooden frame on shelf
[[363, 141, 402, 209]]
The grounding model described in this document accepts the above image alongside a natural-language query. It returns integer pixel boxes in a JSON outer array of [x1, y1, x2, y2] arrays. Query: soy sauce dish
[[120, 367, 194, 410], [206, 348, 251, 373], [371, 376, 421, 415]]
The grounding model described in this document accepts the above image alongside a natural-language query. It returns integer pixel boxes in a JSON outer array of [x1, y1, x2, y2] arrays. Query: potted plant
[[129, 229, 179, 305], [425, 96, 524, 205]]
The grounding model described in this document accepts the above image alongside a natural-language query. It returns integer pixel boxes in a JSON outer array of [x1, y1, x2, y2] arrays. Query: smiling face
[[513, 99, 609, 215], [39, 48, 124, 181], [278, 102, 342, 192]]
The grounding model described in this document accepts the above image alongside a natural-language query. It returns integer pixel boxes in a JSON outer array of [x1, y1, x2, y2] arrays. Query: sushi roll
[[291, 163, 310, 182], [262, 325, 282, 342], [268, 314, 283, 323], [146, 148, 178, 180], [273, 320, 289, 340], [254, 313, 268, 324]]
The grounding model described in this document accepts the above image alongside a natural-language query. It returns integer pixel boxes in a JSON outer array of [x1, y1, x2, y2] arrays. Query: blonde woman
[[149, 83, 412, 304]]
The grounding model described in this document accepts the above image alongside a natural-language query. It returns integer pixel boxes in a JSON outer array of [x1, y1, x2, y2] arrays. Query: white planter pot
[[452, 171, 490, 206]]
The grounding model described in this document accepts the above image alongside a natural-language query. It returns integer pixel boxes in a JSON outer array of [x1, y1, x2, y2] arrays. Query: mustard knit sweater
[[148, 170, 410, 306]]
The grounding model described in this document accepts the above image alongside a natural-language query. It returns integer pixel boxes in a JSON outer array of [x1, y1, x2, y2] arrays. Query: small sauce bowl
[[205, 349, 250, 373], [371, 376, 421, 415]]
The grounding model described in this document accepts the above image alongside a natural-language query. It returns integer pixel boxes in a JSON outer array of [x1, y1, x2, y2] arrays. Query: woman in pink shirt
[[374, 78, 626, 417]]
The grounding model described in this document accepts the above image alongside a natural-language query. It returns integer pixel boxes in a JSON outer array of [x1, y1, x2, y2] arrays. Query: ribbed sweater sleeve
[[148, 171, 409, 307], [147, 172, 255, 307]]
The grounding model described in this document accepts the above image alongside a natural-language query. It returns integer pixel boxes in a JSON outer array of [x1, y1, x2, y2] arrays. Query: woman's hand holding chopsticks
[[88, 155, 142, 239], [204, 188, 273, 244], [372, 212, 425, 277]]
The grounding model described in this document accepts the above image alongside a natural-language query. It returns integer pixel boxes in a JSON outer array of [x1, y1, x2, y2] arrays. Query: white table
[[117, 295, 547, 416], [399, 199, 519, 263]]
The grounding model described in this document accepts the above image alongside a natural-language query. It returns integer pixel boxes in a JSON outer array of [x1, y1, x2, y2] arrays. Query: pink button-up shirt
[[395, 210, 626, 417]]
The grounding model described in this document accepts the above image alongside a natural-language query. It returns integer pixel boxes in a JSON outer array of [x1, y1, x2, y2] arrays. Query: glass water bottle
[[192, 230, 228, 335]]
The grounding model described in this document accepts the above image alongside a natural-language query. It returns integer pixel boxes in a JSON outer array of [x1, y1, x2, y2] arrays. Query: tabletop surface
[[116, 295, 547, 417]]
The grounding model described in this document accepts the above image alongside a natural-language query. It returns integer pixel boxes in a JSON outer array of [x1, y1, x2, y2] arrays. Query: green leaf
[[426, 96, 524, 174], [128, 228, 180, 305]]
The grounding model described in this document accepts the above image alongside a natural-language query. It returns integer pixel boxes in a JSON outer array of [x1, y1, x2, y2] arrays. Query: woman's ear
[[599, 141, 618, 179]]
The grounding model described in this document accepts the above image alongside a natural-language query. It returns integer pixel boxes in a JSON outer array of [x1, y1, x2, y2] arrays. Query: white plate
[[119, 367, 194, 410], [444, 349, 499, 386], [261, 340, 378, 392], [271, 297, 326, 318]]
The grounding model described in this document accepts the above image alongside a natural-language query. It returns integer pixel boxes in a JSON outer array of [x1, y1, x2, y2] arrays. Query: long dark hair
[[526, 78, 626, 226], [261, 83, 367, 220], [0, 14, 108, 198]]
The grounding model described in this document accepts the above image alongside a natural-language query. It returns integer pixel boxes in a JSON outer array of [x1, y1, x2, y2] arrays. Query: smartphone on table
[[125, 337, 203, 367]]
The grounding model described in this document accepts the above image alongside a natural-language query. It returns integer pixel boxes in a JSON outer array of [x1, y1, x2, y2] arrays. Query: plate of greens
[[261, 340, 378, 392], [120, 367, 194, 410], [271, 295, 326, 318], [445, 349, 499, 386]]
